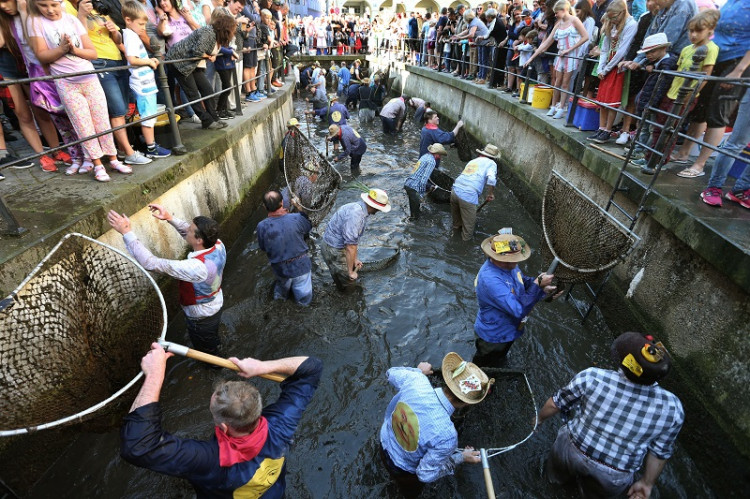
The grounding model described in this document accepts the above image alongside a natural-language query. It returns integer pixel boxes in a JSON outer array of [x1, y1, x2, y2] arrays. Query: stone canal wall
[[372, 60, 750, 470]]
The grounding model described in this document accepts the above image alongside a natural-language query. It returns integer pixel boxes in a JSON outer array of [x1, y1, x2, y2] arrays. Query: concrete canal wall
[[371, 60, 750, 470]]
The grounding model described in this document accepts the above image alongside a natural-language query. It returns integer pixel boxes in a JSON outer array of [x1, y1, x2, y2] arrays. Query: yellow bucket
[[519, 83, 535, 101], [531, 85, 553, 109]]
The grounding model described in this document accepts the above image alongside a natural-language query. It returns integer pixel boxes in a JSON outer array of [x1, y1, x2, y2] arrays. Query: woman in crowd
[[486, 6, 508, 89]]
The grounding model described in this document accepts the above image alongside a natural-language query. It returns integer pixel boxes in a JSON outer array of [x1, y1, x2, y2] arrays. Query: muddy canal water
[[29, 99, 716, 498]]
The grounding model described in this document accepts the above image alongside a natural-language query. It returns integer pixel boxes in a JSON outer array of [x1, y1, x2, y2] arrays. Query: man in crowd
[[307, 94, 349, 126], [337, 63, 352, 96], [537, 332, 684, 499], [407, 12, 419, 64], [625, 0, 697, 69], [256, 190, 313, 306], [379, 352, 487, 498], [473, 230, 558, 366], [327, 124, 367, 172], [120, 342, 322, 497], [345, 80, 362, 110], [404, 143, 448, 220], [419, 110, 463, 156], [379, 95, 410, 135], [307, 68, 327, 110], [450, 144, 500, 241], [358, 78, 377, 122], [321, 188, 391, 290], [451, 4, 467, 75], [107, 205, 225, 355]]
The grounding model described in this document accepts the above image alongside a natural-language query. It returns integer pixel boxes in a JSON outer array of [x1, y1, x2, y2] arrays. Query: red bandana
[[215, 416, 269, 467], [425, 123, 438, 130]]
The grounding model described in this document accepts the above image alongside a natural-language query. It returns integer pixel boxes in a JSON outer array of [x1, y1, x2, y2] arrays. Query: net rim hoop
[[283, 127, 343, 213], [541, 171, 641, 275], [0, 232, 168, 437]]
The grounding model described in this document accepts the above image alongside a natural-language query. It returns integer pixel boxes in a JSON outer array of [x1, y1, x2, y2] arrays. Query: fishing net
[[430, 368, 537, 456], [428, 168, 454, 204], [357, 246, 401, 273], [0, 233, 166, 436], [283, 126, 343, 225], [455, 127, 473, 162], [541, 171, 639, 285]]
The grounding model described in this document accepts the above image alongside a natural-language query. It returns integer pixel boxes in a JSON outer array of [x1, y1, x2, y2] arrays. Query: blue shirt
[[379, 367, 463, 483], [332, 125, 366, 160], [404, 153, 439, 195], [452, 157, 497, 205], [120, 357, 323, 499], [712, 0, 750, 64], [256, 212, 312, 279], [419, 124, 455, 156], [408, 17, 419, 39], [474, 260, 546, 344], [313, 102, 349, 125], [323, 201, 369, 249], [553, 368, 684, 472], [337, 66, 351, 85]]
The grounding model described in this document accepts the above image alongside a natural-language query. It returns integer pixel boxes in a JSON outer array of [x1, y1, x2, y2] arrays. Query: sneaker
[[615, 131, 630, 145], [218, 110, 235, 120], [547, 106, 559, 117], [628, 149, 645, 160], [124, 151, 152, 165], [145, 144, 172, 159], [511, 91, 520, 98], [700, 187, 723, 207], [592, 130, 611, 144], [189, 114, 202, 124], [587, 129, 603, 140], [40, 154, 58, 172], [110, 159, 133, 174], [630, 158, 648, 167], [0, 172, 4, 181], [1, 152, 34, 169], [725, 189, 750, 209], [246, 93, 261, 102], [553, 107, 566, 119], [52, 150, 72, 165], [116, 150, 126, 161], [502, 87, 513, 93], [267, 88, 277, 95], [271, 80, 283, 88], [255, 92, 268, 100], [205, 121, 228, 130]]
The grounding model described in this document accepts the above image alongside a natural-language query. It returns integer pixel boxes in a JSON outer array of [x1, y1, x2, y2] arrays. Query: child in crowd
[[121, 1, 171, 158], [27, 0, 128, 182], [634, 9, 718, 175], [525, 0, 590, 119], [587, 0, 637, 144], [212, 8, 239, 120], [516, 28, 536, 95]]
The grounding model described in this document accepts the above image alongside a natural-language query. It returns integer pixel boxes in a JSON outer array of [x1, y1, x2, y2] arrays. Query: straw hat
[[476, 144, 501, 160], [427, 143, 448, 156], [328, 93, 339, 102], [637, 33, 671, 54], [361, 188, 392, 213], [442, 352, 493, 405], [362, 77, 371, 84], [287, 118, 299, 127], [326, 124, 340, 140], [480, 233, 532, 263], [354, 59, 361, 65]]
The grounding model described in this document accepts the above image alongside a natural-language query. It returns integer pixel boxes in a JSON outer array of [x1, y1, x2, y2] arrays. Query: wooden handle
[[481, 448, 496, 499], [161, 341, 286, 382]]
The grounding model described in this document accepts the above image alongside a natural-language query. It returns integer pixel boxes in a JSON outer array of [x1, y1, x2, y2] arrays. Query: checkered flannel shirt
[[553, 367, 684, 472]]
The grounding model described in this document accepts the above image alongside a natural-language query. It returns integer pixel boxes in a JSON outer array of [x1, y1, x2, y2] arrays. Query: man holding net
[[257, 191, 313, 306], [473, 231, 558, 367], [379, 352, 489, 498], [121, 343, 322, 497], [537, 332, 684, 499], [107, 205, 226, 356], [326, 124, 367, 172]]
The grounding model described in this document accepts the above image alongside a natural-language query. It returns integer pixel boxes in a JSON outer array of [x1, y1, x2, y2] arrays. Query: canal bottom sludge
[[23, 98, 717, 498]]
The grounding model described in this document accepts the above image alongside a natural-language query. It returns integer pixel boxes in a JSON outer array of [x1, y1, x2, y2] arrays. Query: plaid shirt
[[553, 368, 684, 472], [404, 153, 439, 195]]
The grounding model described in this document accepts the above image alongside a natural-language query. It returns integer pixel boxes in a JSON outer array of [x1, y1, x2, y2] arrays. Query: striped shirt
[[553, 368, 684, 472]]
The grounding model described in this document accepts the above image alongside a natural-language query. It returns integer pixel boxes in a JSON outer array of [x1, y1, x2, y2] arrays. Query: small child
[[516, 28, 537, 97], [121, 1, 171, 159], [635, 10, 719, 175], [336, 40, 345, 55]]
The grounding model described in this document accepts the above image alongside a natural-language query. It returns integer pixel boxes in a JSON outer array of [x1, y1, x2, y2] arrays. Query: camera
[[91, 0, 110, 16]]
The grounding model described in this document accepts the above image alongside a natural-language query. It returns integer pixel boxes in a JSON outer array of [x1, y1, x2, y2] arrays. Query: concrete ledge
[[0, 84, 293, 296]]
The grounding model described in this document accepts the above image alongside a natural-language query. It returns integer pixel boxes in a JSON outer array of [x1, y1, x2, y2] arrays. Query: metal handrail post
[[566, 62, 588, 127], [520, 68, 531, 104], [232, 68, 243, 116], [0, 196, 26, 236], [155, 62, 187, 155]]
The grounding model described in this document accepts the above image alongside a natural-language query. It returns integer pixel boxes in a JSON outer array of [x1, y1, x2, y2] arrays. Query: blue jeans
[[707, 89, 750, 192], [274, 272, 313, 306], [92, 58, 129, 117], [185, 309, 222, 355], [478, 45, 488, 79]]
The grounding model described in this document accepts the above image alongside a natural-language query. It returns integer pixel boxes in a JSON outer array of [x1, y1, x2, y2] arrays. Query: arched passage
[[414, 0, 440, 14], [342, 0, 372, 16], [449, 0, 472, 9]]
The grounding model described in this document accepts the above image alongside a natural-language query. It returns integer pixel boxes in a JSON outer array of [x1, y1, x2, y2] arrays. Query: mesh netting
[[455, 127, 473, 162], [541, 171, 639, 284], [427, 168, 454, 204], [357, 246, 401, 273], [0, 233, 166, 436], [429, 368, 536, 454], [283, 127, 342, 225]]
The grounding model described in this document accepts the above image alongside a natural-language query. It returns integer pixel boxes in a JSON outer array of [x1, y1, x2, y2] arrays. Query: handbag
[[27, 63, 65, 115]]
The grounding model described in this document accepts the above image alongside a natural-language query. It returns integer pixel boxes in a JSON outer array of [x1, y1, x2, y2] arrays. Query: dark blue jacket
[[419, 124, 455, 156], [313, 102, 349, 125], [636, 53, 678, 114], [120, 357, 323, 499], [332, 125, 367, 160], [257, 212, 312, 279], [215, 46, 235, 71]]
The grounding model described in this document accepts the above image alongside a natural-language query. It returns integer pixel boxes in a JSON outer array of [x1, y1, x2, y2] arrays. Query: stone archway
[[342, 0, 373, 16], [413, 0, 440, 14], [449, 0, 472, 9]]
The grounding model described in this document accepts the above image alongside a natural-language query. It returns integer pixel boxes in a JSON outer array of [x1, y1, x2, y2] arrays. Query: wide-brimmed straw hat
[[326, 124, 340, 140], [480, 233, 532, 263], [427, 143, 448, 156], [361, 188, 392, 213], [637, 33, 671, 54], [476, 144, 501, 159], [328, 93, 339, 102], [442, 352, 493, 404], [287, 118, 299, 127]]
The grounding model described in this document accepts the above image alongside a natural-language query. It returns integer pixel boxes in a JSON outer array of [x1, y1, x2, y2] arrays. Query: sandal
[[78, 160, 94, 174], [65, 162, 81, 176], [676, 167, 705, 178], [669, 157, 690, 165], [109, 160, 132, 174], [94, 165, 111, 182]]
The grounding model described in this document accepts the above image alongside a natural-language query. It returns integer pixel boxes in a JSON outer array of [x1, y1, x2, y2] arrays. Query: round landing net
[[430, 368, 537, 457], [0, 233, 166, 436], [283, 127, 343, 225], [427, 168, 454, 204], [541, 171, 640, 285]]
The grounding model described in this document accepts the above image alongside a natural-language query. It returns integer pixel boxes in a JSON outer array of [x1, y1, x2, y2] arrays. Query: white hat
[[637, 33, 671, 54], [361, 188, 392, 213]]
